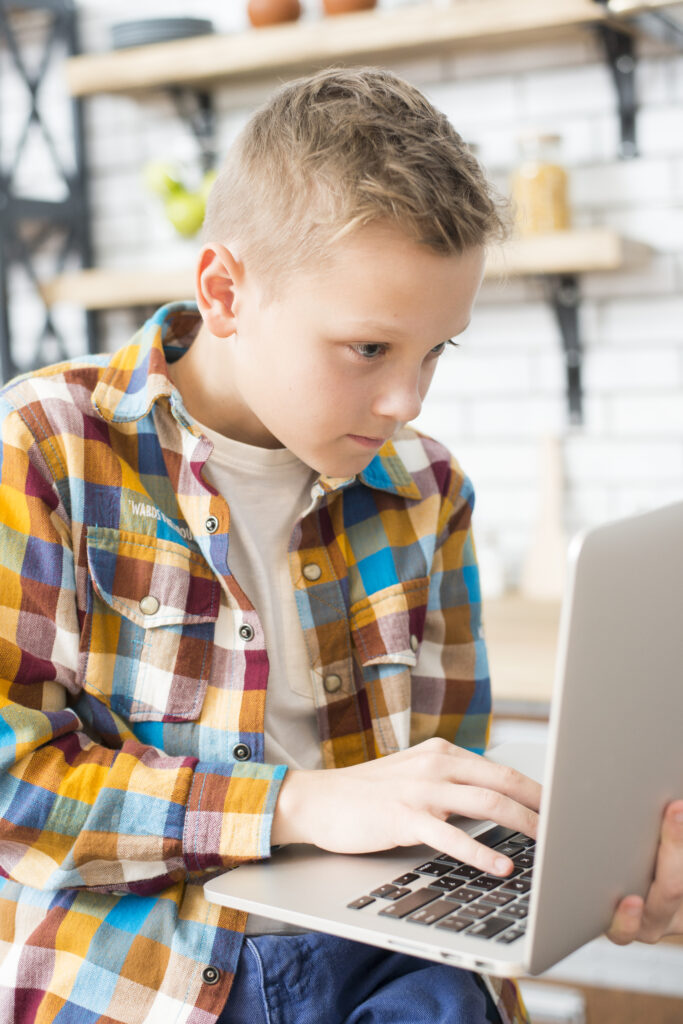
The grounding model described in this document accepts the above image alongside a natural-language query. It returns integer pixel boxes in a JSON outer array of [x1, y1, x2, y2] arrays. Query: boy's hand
[[606, 800, 683, 945], [272, 738, 541, 877]]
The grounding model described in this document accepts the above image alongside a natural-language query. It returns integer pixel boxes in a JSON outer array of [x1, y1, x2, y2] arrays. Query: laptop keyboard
[[347, 826, 534, 945]]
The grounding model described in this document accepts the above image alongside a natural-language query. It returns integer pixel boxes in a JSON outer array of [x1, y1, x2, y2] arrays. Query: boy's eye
[[351, 343, 387, 360], [430, 339, 458, 356], [350, 339, 457, 361]]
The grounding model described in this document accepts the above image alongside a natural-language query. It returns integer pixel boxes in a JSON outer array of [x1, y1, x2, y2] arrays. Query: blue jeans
[[217, 931, 501, 1024]]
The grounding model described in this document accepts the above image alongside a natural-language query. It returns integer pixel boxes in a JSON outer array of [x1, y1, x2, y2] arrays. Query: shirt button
[[238, 624, 255, 642], [201, 965, 221, 985], [323, 674, 342, 693], [410, 634, 419, 652], [232, 743, 251, 761], [302, 563, 322, 582], [139, 595, 160, 616], [205, 515, 219, 533]]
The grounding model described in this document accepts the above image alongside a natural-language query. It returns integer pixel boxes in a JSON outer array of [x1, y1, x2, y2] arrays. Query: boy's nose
[[372, 377, 423, 424]]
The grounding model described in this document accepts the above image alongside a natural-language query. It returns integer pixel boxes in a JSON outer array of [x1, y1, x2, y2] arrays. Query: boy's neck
[[166, 323, 285, 449]]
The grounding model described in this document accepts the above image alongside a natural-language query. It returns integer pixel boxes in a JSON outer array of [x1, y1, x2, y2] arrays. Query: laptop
[[205, 501, 683, 977]]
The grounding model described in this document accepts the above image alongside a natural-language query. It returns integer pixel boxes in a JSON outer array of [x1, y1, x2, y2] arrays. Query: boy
[[0, 67, 680, 1024]]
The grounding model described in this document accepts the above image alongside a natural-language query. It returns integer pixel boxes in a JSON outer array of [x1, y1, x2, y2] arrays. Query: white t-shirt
[[195, 419, 322, 935]]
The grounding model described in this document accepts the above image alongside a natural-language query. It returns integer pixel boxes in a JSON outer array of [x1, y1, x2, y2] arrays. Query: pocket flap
[[87, 527, 219, 628], [349, 578, 429, 667]]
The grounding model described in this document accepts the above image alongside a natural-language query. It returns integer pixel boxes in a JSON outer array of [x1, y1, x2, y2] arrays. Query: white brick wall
[[5, 0, 683, 586]]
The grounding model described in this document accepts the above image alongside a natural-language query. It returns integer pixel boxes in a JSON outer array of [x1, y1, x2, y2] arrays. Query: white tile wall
[[5, 0, 683, 586]]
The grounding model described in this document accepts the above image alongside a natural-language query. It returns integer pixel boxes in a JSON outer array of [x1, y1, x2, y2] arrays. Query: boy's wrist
[[271, 768, 305, 846]]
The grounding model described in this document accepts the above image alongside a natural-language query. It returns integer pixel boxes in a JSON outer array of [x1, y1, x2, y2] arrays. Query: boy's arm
[[0, 407, 286, 894], [273, 465, 541, 876]]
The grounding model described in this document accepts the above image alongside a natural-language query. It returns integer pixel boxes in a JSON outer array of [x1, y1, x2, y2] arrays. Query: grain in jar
[[511, 133, 570, 236]]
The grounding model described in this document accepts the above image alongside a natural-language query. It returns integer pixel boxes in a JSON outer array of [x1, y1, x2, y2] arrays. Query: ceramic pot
[[247, 0, 301, 28], [322, 0, 377, 14]]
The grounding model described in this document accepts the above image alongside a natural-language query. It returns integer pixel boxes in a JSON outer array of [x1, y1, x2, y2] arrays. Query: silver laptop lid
[[526, 501, 683, 974]]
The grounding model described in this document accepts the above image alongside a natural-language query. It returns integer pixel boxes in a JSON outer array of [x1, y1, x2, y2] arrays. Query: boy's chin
[[313, 454, 378, 481]]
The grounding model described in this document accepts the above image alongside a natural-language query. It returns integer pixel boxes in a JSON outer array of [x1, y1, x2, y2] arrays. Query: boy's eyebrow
[[342, 320, 406, 339], [341, 319, 471, 339]]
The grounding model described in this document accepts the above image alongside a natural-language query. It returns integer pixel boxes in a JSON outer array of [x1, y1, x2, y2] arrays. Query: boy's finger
[[435, 782, 539, 842], [606, 801, 683, 945], [638, 800, 683, 926], [606, 896, 643, 945], [440, 754, 542, 813], [417, 813, 518, 877]]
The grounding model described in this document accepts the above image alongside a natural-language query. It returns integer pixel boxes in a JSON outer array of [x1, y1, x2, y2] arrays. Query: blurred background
[[1, 1, 682, 1019]]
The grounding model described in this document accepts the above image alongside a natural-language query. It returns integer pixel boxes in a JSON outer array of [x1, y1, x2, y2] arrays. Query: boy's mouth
[[347, 434, 388, 448]]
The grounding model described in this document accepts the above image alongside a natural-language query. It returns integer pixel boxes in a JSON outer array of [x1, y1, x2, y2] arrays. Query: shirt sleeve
[[0, 400, 286, 894], [412, 460, 492, 755]]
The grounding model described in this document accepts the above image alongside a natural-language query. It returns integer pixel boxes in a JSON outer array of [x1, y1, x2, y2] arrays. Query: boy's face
[[191, 222, 485, 479]]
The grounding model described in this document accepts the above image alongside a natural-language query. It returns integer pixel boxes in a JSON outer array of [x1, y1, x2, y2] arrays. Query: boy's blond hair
[[203, 66, 508, 301]]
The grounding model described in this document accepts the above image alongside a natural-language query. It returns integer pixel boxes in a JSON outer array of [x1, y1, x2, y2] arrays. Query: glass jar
[[510, 133, 570, 236]]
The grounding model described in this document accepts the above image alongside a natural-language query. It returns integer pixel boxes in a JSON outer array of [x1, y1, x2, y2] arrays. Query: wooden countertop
[[483, 593, 561, 708]]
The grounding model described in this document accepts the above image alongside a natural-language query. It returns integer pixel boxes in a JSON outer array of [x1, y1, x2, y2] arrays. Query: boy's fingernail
[[495, 856, 511, 874]]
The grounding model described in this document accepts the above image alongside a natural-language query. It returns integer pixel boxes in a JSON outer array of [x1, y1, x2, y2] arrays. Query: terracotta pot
[[247, 0, 301, 28], [322, 0, 377, 14]]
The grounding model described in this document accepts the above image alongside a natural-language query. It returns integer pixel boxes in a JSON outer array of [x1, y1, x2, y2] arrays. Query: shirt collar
[[92, 301, 199, 425], [93, 302, 422, 501]]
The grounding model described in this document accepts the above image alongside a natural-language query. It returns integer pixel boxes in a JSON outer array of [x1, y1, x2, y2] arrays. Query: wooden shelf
[[485, 227, 650, 277], [42, 229, 649, 311], [64, 0, 614, 97], [42, 267, 194, 311]]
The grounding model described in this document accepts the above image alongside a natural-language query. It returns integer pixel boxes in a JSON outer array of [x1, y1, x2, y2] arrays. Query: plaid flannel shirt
[[0, 303, 528, 1023]]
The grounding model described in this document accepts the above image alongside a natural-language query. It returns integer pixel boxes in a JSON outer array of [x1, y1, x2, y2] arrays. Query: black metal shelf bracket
[[543, 274, 584, 427], [596, 23, 639, 159], [592, 0, 683, 160], [0, 0, 97, 383], [168, 87, 216, 173]]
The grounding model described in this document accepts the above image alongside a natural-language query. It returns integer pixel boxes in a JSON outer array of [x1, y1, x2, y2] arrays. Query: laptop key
[[466, 917, 516, 939], [478, 891, 516, 907], [444, 886, 481, 903], [496, 926, 526, 944], [414, 861, 453, 877], [468, 875, 505, 892], [512, 853, 534, 870], [457, 903, 494, 920], [379, 888, 440, 919], [428, 876, 462, 893], [407, 900, 458, 926], [501, 878, 532, 895], [370, 884, 411, 899], [510, 834, 536, 848], [503, 903, 528, 920], [392, 872, 420, 886], [494, 842, 526, 858], [476, 826, 518, 848], [385, 887, 413, 901], [435, 915, 472, 933], [347, 896, 376, 909], [449, 865, 482, 880]]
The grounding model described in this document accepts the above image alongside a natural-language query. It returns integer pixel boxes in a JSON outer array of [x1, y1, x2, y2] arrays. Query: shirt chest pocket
[[349, 577, 430, 674], [84, 527, 220, 722]]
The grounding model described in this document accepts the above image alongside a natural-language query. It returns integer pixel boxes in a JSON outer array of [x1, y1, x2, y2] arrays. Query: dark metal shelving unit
[[0, 0, 96, 383]]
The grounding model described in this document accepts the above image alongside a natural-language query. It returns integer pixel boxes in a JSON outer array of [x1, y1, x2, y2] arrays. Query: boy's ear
[[195, 243, 243, 338]]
